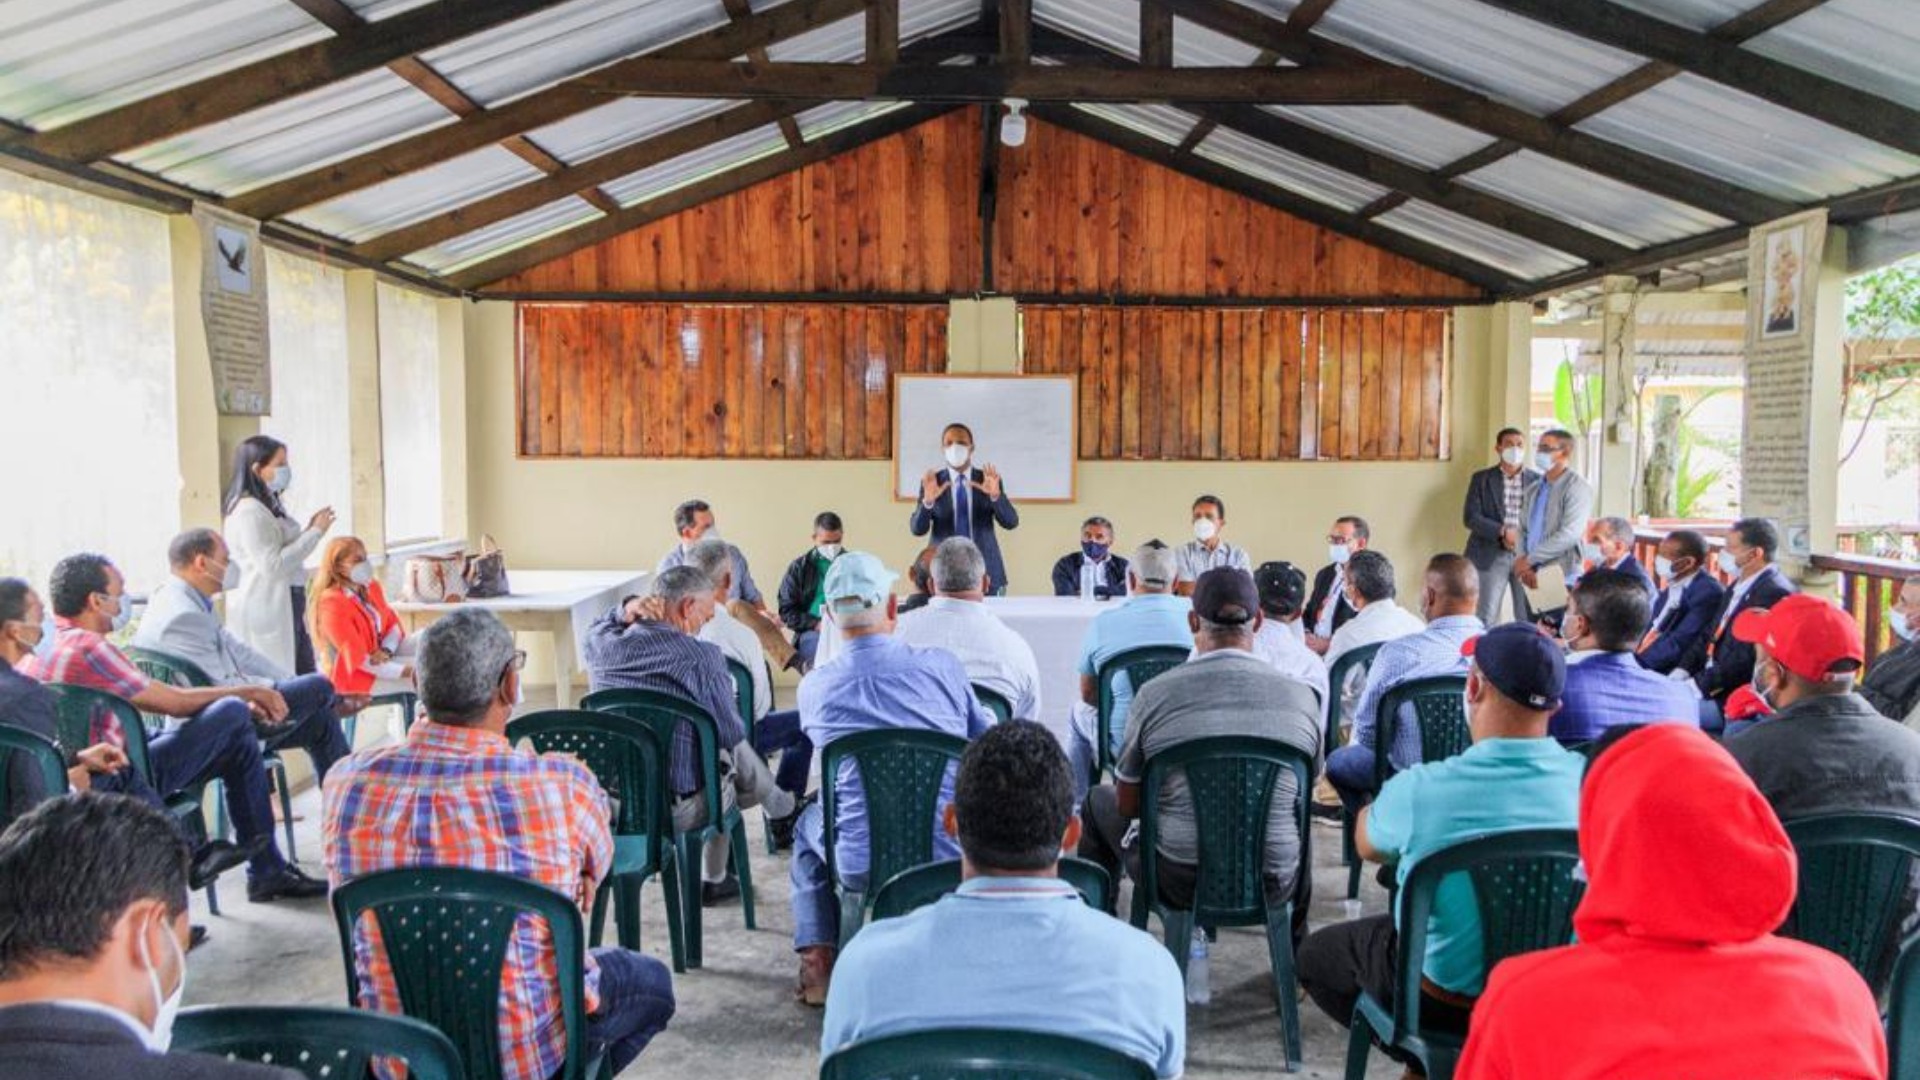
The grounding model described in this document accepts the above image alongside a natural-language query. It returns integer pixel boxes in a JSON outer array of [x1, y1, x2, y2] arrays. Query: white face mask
[[1499, 446, 1526, 468], [943, 443, 971, 470], [268, 465, 293, 494], [105, 593, 132, 634], [1895, 615, 1918, 643], [1655, 555, 1675, 580], [1193, 518, 1219, 543], [208, 559, 240, 593], [348, 563, 375, 587], [1579, 542, 1603, 564], [1718, 549, 1743, 577], [1534, 450, 1557, 473], [140, 917, 186, 1052], [1327, 543, 1352, 566], [816, 543, 843, 560]]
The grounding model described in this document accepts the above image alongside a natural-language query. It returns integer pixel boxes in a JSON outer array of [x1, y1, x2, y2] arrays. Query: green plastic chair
[[726, 656, 786, 856], [1890, 936, 1920, 1080], [332, 866, 607, 1080], [1779, 811, 1920, 998], [45, 683, 226, 914], [867, 857, 1114, 921], [1325, 642, 1385, 755], [1344, 828, 1584, 1080], [582, 687, 754, 969], [345, 690, 419, 749], [819, 1027, 1156, 1080], [507, 708, 685, 973], [1344, 674, 1470, 900], [0, 726, 69, 827], [125, 646, 296, 860], [173, 1004, 466, 1080], [1092, 645, 1189, 785], [971, 685, 1013, 725], [822, 728, 970, 947], [1130, 735, 1315, 1071]]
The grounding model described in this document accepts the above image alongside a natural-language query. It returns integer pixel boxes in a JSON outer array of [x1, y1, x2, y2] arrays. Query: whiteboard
[[893, 375, 1076, 502]]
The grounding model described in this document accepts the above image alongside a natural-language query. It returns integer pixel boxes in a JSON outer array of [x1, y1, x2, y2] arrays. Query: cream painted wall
[[466, 301, 1511, 605]]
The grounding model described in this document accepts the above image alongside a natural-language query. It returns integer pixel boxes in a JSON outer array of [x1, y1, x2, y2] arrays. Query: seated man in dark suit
[[1692, 518, 1796, 731], [1861, 575, 1920, 725], [1051, 516, 1130, 599], [0, 794, 296, 1077], [1582, 516, 1653, 595], [1636, 529, 1724, 676], [1553, 570, 1699, 745]]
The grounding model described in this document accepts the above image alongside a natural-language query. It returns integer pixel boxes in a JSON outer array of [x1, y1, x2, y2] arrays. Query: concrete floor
[[186, 694, 1403, 1079]]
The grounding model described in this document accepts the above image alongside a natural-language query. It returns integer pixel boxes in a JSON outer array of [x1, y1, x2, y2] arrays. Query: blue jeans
[[1698, 698, 1726, 734], [794, 630, 821, 668], [789, 802, 865, 950], [259, 673, 350, 782], [1066, 703, 1107, 808], [754, 708, 812, 797], [1326, 743, 1385, 817], [149, 698, 286, 877], [583, 946, 675, 1076]]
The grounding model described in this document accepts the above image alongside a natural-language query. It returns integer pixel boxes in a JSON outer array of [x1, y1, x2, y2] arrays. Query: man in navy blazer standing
[[1637, 529, 1725, 676], [910, 423, 1020, 594]]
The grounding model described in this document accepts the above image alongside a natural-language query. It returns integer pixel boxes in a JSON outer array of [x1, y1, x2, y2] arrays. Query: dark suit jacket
[[1050, 553, 1129, 598], [1612, 553, 1656, 596], [1638, 572, 1726, 675], [1462, 465, 1540, 570], [1693, 566, 1797, 702], [907, 467, 1020, 593], [0, 1002, 296, 1079], [1305, 564, 1360, 637]]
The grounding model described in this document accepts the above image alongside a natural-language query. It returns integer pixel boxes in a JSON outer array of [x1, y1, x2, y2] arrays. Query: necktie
[[954, 470, 973, 540]]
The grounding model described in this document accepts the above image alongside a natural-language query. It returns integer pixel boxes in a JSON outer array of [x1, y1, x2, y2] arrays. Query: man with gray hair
[[1067, 541, 1192, 804], [1579, 516, 1654, 596], [896, 538, 1042, 722], [324, 608, 676, 1080], [584, 566, 801, 899]]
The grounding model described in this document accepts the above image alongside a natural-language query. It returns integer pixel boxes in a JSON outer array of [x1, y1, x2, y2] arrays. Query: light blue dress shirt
[[1075, 593, 1193, 756], [1349, 614, 1484, 771], [821, 876, 1186, 1078]]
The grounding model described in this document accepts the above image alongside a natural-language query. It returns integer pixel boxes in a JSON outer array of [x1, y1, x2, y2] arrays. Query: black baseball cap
[[1253, 561, 1307, 616], [1461, 622, 1565, 711], [1192, 567, 1258, 625]]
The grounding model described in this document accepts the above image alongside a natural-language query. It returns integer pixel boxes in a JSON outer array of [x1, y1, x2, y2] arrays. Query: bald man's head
[[1424, 553, 1480, 620]]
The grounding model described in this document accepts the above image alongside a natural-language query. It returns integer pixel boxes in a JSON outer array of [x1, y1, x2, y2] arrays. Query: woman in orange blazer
[[311, 537, 415, 697]]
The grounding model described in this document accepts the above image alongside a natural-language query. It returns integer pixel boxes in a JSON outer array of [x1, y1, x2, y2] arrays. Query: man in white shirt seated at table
[[895, 538, 1042, 723], [1321, 550, 1425, 725], [1251, 561, 1330, 709], [1174, 495, 1251, 595], [822, 720, 1184, 1078]]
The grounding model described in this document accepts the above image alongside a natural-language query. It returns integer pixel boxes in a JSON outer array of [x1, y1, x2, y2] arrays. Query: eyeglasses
[[1326, 535, 1353, 545], [498, 650, 527, 682]]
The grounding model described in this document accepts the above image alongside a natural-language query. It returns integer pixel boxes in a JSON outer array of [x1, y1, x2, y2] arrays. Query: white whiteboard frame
[[892, 374, 1078, 503]]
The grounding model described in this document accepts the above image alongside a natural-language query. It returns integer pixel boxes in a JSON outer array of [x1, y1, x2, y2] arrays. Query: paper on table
[[1525, 564, 1570, 611]]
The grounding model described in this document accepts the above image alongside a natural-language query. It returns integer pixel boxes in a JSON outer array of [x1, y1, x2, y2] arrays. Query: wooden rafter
[[999, 0, 1031, 66], [227, 0, 867, 220], [1141, 0, 1174, 66], [721, 0, 807, 149], [1284, 0, 1341, 34], [12, 0, 577, 163]]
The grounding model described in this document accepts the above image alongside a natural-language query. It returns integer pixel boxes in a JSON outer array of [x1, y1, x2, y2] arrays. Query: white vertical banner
[[1740, 208, 1827, 559], [193, 203, 272, 415]]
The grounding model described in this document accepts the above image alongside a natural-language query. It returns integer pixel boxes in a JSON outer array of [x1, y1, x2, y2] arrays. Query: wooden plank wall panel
[[1021, 305, 1452, 462], [518, 302, 948, 458]]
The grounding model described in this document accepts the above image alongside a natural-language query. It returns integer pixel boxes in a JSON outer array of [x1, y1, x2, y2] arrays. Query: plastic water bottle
[[1186, 928, 1211, 1005]]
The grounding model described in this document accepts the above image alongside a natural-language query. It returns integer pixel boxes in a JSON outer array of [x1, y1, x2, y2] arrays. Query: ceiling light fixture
[[1000, 98, 1028, 147]]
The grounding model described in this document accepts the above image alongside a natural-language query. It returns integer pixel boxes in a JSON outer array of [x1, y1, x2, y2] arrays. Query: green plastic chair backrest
[[581, 687, 724, 826], [867, 857, 1112, 921], [126, 647, 215, 689], [1324, 641, 1385, 749], [819, 1027, 1157, 1080], [506, 709, 669, 846], [971, 685, 1013, 725], [44, 684, 160, 789], [1388, 828, 1582, 1046], [1374, 675, 1471, 783], [331, 866, 594, 1080], [0, 726, 69, 826], [1139, 735, 1313, 922], [1094, 645, 1189, 767], [173, 1004, 466, 1080], [821, 728, 969, 892], [725, 657, 757, 736], [1780, 811, 1920, 997], [1890, 937, 1920, 1080]]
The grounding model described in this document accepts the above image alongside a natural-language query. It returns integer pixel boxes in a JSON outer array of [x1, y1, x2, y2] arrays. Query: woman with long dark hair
[[222, 435, 335, 674]]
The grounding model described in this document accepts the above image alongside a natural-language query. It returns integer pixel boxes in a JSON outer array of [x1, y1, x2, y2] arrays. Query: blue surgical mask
[[268, 465, 292, 494], [1082, 541, 1110, 561], [1894, 616, 1917, 643], [108, 594, 132, 634], [1534, 450, 1556, 472], [1579, 542, 1602, 564]]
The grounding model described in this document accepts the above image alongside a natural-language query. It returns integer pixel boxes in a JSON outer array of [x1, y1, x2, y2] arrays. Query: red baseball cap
[[1732, 594, 1865, 683]]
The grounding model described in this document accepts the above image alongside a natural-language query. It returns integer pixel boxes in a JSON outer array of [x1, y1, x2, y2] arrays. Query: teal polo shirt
[[1075, 593, 1193, 755], [1366, 737, 1583, 995]]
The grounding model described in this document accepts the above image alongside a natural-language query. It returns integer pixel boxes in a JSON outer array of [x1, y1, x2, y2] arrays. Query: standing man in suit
[[1638, 529, 1726, 675], [0, 795, 299, 1078], [1693, 518, 1796, 731], [1305, 516, 1369, 656], [1462, 427, 1538, 626], [1513, 429, 1595, 622], [1581, 516, 1654, 595], [909, 423, 1020, 595], [1051, 516, 1129, 599]]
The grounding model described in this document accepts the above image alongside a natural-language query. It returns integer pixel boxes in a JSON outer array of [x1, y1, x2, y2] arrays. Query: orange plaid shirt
[[322, 720, 613, 1080]]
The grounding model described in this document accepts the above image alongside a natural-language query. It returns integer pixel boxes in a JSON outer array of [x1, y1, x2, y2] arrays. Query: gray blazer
[[1519, 469, 1595, 579], [131, 577, 289, 685], [0, 1002, 297, 1079]]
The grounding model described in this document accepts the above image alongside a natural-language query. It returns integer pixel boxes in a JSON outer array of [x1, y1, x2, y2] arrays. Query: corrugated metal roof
[[796, 100, 912, 140], [420, 0, 729, 108], [1070, 103, 1203, 146], [1035, 0, 1141, 61], [1376, 200, 1585, 280], [1456, 149, 1734, 249], [527, 96, 737, 165], [1577, 73, 1920, 203], [1174, 17, 1264, 67], [408, 194, 603, 272], [1225, 0, 1302, 16], [600, 123, 789, 207], [289, 144, 543, 242], [767, 0, 979, 62], [1315, 0, 1646, 114], [1606, 0, 1751, 32], [1264, 105, 1496, 170], [117, 70, 449, 197], [1748, 0, 1920, 111], [1194, 125, 1392, 213]]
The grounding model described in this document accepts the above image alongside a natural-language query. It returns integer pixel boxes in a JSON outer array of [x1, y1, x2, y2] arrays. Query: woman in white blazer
[[222, 435, 335, 674]]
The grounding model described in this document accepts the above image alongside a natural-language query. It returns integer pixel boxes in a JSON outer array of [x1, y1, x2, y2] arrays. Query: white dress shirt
[[1252, 620, 1330, 709], [1322, 599, 1427, 723], [699, 604, 771, 719], [894, 596, 1042, 722]]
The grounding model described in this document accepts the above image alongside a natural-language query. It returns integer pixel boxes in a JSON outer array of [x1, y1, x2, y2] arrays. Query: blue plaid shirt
[[583, 607, 745, 796], [1350, 615, 1484, 771]]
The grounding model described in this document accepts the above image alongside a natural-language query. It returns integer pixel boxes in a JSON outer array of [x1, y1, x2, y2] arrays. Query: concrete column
[[1805, 227, 1849, 559], [1482, 301, 1534, 446], [168, 216, 232, 528], [436, 295, 471, 543], [1595, 275, 1639, 516], [342, 271, 387, 554]]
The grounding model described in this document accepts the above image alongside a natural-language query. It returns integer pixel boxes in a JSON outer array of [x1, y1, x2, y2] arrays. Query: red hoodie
[[1457, 724, 1886, 1080]]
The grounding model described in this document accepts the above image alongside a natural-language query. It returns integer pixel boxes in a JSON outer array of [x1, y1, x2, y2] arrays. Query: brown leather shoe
[[795, 945, 835, 1007]]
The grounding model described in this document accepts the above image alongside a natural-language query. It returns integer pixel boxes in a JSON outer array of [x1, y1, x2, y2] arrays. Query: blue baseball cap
[[1461, 622, 1565, 711], [822, 551, 898, 615]]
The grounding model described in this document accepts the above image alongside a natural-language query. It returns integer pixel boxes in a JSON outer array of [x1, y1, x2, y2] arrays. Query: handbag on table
[[402, 553, 466, 604], [464, 535, 511, 599]]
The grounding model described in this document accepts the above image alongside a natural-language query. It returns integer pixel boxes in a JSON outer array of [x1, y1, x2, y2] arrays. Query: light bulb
[[1000, 99, 1028, 147]]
